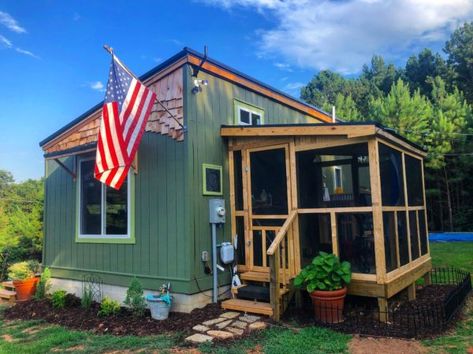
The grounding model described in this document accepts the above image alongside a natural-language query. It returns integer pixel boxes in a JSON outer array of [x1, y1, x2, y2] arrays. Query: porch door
[[246, 145, 291, 272]]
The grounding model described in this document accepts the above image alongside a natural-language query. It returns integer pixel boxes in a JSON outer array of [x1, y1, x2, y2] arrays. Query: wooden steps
[[2, 281, 15, 291], [221, 298, 273, 316], [240, 271, 270, 282], [0, 289, 16, 302]]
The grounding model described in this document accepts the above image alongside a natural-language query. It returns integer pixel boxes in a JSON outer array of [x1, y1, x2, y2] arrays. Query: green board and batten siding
[[43, 64, 322, 295]]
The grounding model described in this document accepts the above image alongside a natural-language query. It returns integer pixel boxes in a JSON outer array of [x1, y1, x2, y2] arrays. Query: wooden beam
[[375, 128, 426, 158], [269, 250, 281, 321], [267, 210, 297, 255], [221, 125, 377, 138]]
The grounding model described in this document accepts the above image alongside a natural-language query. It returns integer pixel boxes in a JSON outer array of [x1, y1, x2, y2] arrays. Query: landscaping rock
[[220, 311, 240, 319], [249, 321, 267, 330], [185, 333, 213, 344], [239, 315, 260, 323], [232, 320, 248, 329], [215, 319, 232, 329], [202, 317, 226, 326], [207, 330, 234, 339], [227, 327, 244, 335], [192, 324, 210, 332]]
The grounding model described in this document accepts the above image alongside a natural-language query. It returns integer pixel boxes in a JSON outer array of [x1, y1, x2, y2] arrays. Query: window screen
[[299, 214, 333, 268], [397, 211, 410, 266], [405, 155, 424, 206], [80, 160, 102, 235], [233, 151, 243, 210], [409, 211, 420, 260], [379, 143, 405, 206], [383, 211, 398, 272]]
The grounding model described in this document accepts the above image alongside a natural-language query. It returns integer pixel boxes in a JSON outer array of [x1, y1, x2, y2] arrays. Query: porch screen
[[296, 143, 371, 208], [250, 148, 288, 215]]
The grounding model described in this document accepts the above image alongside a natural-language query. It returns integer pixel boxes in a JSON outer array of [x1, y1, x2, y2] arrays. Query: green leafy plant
[[294, 252, 352, 292], [81, 286, 94, 309], [51, 290, 67, 308], [34, 267, 51, 299], [7, 261, 35, 280], [98, 297, 121, 317], [124, 278, 146, 317]]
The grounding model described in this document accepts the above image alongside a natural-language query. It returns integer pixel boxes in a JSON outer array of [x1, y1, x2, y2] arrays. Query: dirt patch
[[1, 334, 14, 342], [349, 336, 428, 354], [4, 295, 224, 336], [51, 344, 85, 352]]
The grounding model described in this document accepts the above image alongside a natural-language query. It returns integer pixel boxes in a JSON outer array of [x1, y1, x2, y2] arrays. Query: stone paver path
[[185, 312, 268, 344]]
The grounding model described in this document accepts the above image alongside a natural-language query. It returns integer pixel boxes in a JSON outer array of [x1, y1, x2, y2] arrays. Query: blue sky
[[1, 0, 472, 181]]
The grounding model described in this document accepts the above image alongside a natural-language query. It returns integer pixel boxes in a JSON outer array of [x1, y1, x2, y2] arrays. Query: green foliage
[[81, 285, 94, 309], [51, 290, 67, 309], [7, 261, 35, 280], [445, 22, 473, 103], [124, 278, 146, 317], [98, 297, 121, 317], [34, 267, 51, 300], [294, 252, 351, 292]]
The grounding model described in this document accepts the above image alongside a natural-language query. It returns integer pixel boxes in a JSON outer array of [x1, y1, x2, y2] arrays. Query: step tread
[[1, 281, 14, 290], [240, 271, 270, 282], [0, 289, 16, 298], [221, 299, 273, 316]]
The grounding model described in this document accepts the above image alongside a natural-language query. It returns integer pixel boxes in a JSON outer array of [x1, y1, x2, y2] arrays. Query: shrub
[[124, 278, 146, 317], [34, 267, 51, 299], [51, 290, 67, 308], [98, 297, 121, 317], [8, 261, 35, 280], [294, 252, 352, 292]]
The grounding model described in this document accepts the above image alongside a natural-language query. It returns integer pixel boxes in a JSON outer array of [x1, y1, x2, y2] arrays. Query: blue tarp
[[429, 232, 473, 242]]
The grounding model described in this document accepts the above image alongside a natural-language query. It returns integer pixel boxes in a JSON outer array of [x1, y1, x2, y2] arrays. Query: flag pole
[[102, 45, 186, 132]]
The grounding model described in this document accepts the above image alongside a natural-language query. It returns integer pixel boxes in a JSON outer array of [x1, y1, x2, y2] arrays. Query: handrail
[[267, 209, 297, 255]]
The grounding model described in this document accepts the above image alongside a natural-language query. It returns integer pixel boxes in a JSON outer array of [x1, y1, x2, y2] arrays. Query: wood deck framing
[[223, 125, 431, 320]]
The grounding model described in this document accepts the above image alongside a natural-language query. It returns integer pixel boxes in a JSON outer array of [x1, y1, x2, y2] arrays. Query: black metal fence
[[311, 268, 471, 338]]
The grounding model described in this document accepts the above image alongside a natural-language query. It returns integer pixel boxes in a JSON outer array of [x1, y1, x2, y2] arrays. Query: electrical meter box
[[209, 198, 225, 224], [220, 242, 234, 264]]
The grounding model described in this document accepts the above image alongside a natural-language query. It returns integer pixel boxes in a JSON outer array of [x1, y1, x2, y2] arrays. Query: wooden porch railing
[[266, 209, 297, 320]]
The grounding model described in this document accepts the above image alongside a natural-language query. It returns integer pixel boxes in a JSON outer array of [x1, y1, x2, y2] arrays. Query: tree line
[[0, 170, 43, 265], [300, 22, 473, 232]]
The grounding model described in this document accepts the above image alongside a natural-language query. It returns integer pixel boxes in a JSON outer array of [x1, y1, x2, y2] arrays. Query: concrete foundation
[[50, 278, 230, 313]]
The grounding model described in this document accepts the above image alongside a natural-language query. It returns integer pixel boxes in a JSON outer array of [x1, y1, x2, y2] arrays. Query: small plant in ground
[[81, 285, 94, 309], [34, 267, 51, 299], [51, 290, 67, 308], [98, 297, 121, 317], [294, 251, 352, 292], [124, 278, 146, 317], [8, 261, 35, 280]]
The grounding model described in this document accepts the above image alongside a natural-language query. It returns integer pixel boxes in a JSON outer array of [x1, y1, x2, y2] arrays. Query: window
[[296, 143, 371, 208], [405, 155, 424, 206], [337, 213, 375, 274], [234, 100, 264, 126], [383, 212, 398, 273], [379, 143, 405, 206], [77, 157, 133, 242]]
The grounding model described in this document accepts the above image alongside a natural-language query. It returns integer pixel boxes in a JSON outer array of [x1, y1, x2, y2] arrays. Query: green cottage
[[40, 48, 432, 319]]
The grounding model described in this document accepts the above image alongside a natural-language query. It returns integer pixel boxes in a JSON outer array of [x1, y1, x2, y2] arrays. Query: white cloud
[[0, 34, 12, 48], [274, 62, 292, 72], [90, 81, 105, 92], [15, 47, 40, 59], [284, 82, 305, 91], [203, 0, 473, 73], [0, 11, 26, 33]]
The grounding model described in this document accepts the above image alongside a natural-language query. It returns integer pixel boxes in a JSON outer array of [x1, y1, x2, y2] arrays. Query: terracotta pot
[[13, 277, 39, 302], [309, 287, 347, 324]]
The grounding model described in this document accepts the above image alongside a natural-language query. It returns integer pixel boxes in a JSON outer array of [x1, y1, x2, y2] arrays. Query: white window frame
[[77, 156, 131, 241], [234, 100, 264, 126]]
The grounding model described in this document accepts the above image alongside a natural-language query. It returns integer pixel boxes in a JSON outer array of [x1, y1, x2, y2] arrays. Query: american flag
[[95, 55, 156, 189]]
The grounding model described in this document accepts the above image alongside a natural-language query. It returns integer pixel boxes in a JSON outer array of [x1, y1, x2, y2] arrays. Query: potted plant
[[8, 261, 39, 301], [146, 283, 173, 320], [294, 252, 351, 323]]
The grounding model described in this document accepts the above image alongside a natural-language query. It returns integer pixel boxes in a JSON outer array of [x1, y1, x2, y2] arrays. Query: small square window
[[234, 100, 264, 126], [240, 109, 250, 125]]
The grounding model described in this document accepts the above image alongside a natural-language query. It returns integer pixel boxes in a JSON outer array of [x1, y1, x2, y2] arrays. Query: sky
[[1, 0, 472, 181]]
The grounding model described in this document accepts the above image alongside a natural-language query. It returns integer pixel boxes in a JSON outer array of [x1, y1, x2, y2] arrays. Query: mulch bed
[[282, 284, 469, 339], [4, 294, 224, 336]]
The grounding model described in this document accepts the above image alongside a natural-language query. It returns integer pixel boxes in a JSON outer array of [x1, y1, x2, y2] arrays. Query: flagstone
[[231, 320, 248, 329], [227, 327, 244, 335], [249, 321, 267, 330], [185, 333, 213, 344], [215, 319, 233, 329], [202, 317, 226, 326], [220, 311, 240, 319], [239, 315, 260, 323], [207, 330, 234, 339], [192, 325, 210, 332]]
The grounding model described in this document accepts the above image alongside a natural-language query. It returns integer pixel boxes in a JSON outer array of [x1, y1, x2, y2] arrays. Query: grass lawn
[[422, 241, 473, 354], [0, 241, 471, 353]]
